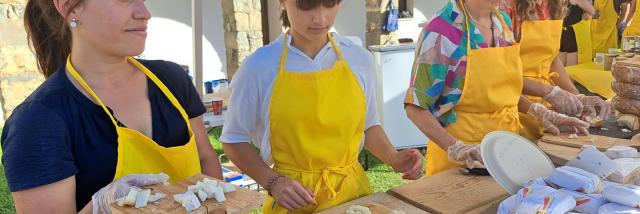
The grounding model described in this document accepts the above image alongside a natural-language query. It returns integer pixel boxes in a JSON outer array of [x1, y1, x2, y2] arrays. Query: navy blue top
[[1, 59, 206, 210]]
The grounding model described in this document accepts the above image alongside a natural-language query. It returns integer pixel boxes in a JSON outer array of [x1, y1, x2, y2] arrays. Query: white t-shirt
[[219, 33, 381, 162]]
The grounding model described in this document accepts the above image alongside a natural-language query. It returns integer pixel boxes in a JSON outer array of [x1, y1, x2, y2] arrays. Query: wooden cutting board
[[317, 192, 429, 214], [537, 141, 581, 166], [540, 133, 640, 151], [466, 197, 506, 214], [110, 174, 264, 214], [388, 169, 508, 214]]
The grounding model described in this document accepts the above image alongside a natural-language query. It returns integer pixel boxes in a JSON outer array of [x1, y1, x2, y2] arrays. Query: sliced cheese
[[346, 205, 371, 214], [147, 193, 165, 203], [181, 193, 202, 212], [221, 183, 236, 193], [116, 197, 126, 207], [134, 189, 151, 208], [196, 189, 209, 202], [213, 184, 226, 202], [586, 115, 605, 128], [123, 187, 140, 206]]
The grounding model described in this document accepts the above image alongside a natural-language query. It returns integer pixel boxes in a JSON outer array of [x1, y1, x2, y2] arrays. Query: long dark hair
[[280, 0, 342, 27], [24, 0, 84, 78]]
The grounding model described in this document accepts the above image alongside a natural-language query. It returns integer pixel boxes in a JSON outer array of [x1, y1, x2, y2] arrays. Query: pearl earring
[[70, 19, 78, 28]]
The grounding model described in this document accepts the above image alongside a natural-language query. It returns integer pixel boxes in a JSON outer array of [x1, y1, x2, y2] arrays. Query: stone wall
[[366, 0, 399, 47], [0, 0, 44, 126], [221, 0, 263, 80]]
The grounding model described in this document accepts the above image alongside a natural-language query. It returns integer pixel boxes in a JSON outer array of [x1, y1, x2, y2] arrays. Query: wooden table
[[317, 192, 428, 214], [388, 169, 508, 214], [110, 174, 264, 214], [538, 133, 640, 165]]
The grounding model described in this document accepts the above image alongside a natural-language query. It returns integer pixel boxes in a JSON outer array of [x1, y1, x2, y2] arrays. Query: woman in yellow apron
[[624, 0, 640, 36], [405, 0, 589, 176], [2, 0, 222, 212], [558, 0, 595, 66], [592, 0, 620, 54], [220, 0, 424, 213], [500, 0, 611, 141]]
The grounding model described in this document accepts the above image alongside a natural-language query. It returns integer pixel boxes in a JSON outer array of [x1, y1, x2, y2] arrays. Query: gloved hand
[[543, 86, 584, 117], [528, 103, 590, 136], [92, 173, 169, 213], [577, 94, 612, 119], [447, 141, 482, 169]]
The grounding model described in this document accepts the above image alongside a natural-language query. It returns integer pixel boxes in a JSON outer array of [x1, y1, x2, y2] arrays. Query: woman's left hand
[[389, 149, 424, 180], [578, 95, 612, 119]]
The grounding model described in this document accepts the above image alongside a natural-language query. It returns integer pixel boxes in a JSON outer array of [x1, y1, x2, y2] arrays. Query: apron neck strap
[[66, 56, 118, 126], [458, 0, 516, 50], [278, 31, 344, 74], [66, 56, 193, 131]]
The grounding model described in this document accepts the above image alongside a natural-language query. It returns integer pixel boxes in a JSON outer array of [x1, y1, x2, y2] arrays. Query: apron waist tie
[[274, 162, 356, 200], [490, 106, 522, 132], [524, 71, 560, 84]]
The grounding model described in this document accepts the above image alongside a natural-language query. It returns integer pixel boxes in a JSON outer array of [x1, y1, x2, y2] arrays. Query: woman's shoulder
[[15, 66, 78, 114], [422, 2, 466, 39], [242, 39, 283, 71], [332, 33, 372, 62]]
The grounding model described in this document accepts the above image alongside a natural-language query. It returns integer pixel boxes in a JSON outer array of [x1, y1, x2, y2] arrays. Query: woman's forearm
[[191, 116, 223, 179], [363, 125, 398, 165], [405, 104, 456, 150], [222, 143, 279, 187], [576, 0, 596, 16]]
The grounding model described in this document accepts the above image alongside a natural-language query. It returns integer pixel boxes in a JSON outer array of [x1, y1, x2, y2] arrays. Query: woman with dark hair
[[220, 0, 424, 213], [500, 0, 611, 141], [1, 0, 222, 212], [559, 0, 595, 66]]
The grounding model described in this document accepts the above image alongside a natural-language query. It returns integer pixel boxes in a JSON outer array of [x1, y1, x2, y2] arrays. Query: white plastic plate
[[481, 131, 555, 194]]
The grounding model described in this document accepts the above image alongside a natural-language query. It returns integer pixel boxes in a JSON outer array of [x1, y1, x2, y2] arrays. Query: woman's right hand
[[91, 173, 169, 214], [447, 141, 482, 169], [528, 103, 590, 136], [544, 86, 584, 117], [270, 176, 317, 211]]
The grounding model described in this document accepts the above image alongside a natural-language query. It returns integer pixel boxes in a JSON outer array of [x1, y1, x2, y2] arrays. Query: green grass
[[0, 166, 14, 214], [0, 127, 410, 213]]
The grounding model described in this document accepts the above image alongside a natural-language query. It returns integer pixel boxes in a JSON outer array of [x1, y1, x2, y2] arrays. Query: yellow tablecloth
[[565, 62, 615, 99]]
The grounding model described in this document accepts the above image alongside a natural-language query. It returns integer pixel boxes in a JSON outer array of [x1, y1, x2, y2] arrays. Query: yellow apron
[[66, 57, 201, 183], [263, 33, 372, 213], [591, 0, 619, 55], [518, 19, 563, 141], [623, 0, 640, 36], [424, 5, 523, 176], [572, 20, 594, 63]]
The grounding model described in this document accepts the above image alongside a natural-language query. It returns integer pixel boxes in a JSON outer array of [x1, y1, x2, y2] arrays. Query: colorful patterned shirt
[[404, 0, 515, 126]]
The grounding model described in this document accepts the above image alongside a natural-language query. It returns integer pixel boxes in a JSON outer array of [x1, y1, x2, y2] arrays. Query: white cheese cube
[[134, 189, 151, 208]]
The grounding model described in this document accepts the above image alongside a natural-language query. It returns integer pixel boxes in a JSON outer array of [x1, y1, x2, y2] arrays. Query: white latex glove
[[91, 173, 169, 214], [543, 86, 584, 117], [447, 141, 482, 169], [577, 94, 612, 119], [528, 103, 590, 136]]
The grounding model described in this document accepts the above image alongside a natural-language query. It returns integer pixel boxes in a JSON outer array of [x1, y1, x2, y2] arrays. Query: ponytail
[[24, 0, 83, 78]]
